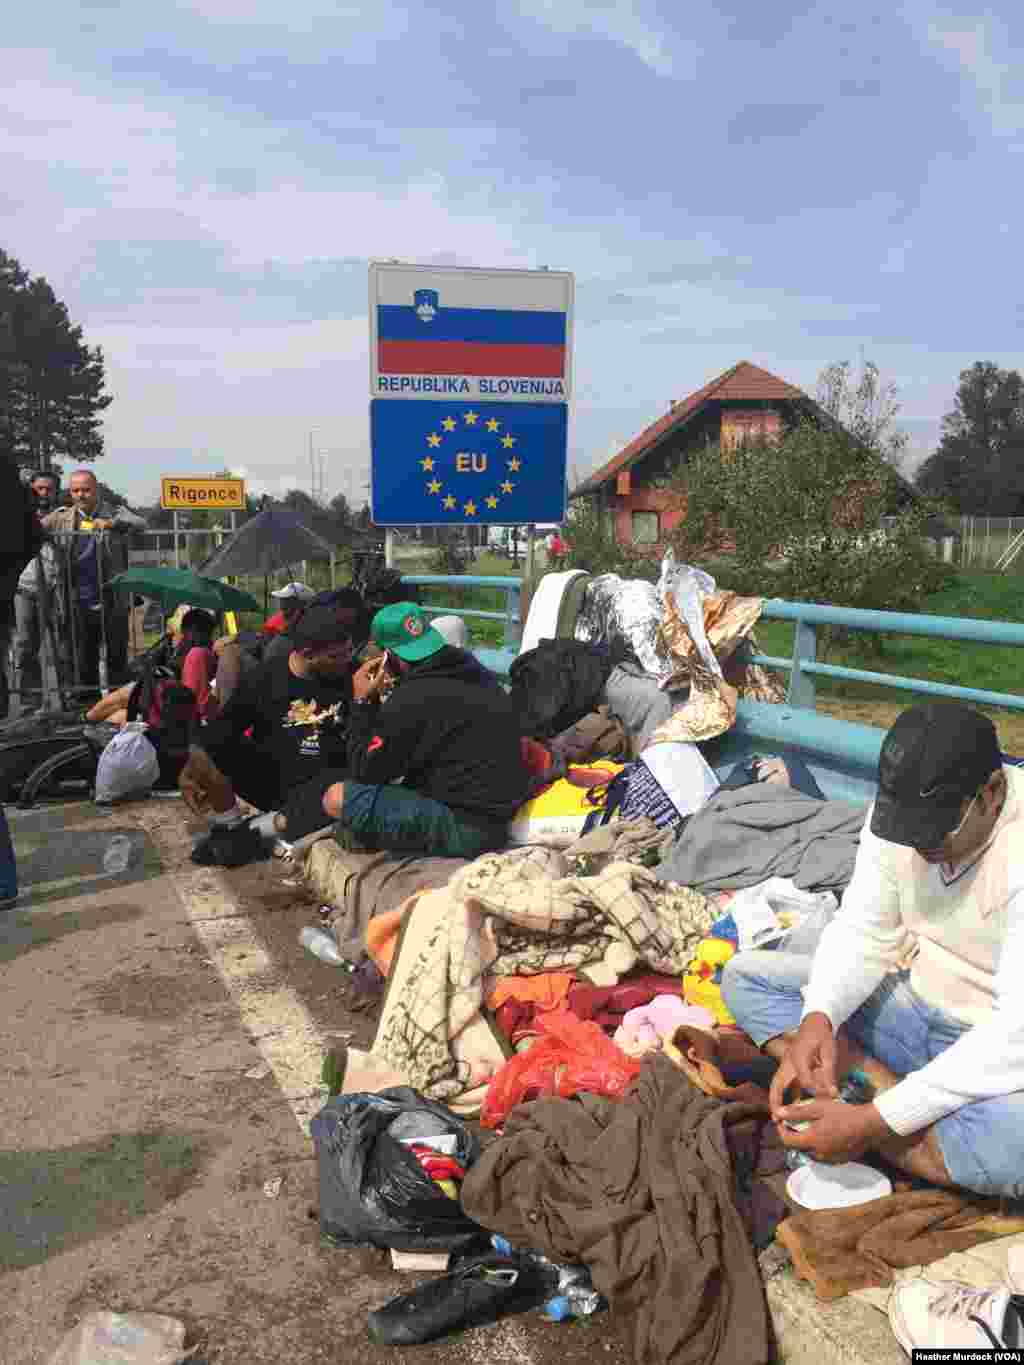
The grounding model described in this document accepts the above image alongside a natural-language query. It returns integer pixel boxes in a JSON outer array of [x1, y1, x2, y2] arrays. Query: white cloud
[[515, 0, 692, 77], [928, 18, 1024, 135]]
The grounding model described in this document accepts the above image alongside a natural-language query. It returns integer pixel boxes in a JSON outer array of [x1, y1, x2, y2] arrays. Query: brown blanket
[[461, 1054, 777, 1365], [777, 1188, 1024, 1300]]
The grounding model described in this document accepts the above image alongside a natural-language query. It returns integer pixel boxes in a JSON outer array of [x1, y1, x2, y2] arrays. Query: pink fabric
[[613, 995, 715, 1055]]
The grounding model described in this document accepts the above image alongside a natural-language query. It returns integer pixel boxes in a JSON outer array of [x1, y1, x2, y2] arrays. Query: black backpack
[[508, 639, 621, 740]]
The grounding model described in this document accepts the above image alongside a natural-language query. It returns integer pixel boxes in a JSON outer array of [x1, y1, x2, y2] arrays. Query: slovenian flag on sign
[[377, 295, 567, 379]]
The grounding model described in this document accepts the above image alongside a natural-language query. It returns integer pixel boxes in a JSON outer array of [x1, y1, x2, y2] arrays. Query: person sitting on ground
[[211, 580, 317, 706], [87, 608, 220, 729], [321, 602, 531, 859], [722, 702, 1024, 1199], [178, 591, 368, 866]]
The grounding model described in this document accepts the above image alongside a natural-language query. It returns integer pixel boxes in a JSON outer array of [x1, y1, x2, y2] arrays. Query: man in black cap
[[179, 590, 368, 865], [721, 702, 1024, 1197]]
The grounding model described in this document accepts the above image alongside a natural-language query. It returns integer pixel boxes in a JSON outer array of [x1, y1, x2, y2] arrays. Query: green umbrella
[[110, 566, 261, 614]]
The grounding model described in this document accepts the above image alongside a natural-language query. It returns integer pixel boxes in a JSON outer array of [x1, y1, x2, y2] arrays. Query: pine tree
[[0, 249, 112, 470]]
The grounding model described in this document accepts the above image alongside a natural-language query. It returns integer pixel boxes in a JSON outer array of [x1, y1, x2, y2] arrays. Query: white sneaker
[[889, 1277, 1024, 1355]]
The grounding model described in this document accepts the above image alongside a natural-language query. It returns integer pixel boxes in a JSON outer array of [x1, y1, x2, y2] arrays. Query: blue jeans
[[722, 949, 1024, 1198]]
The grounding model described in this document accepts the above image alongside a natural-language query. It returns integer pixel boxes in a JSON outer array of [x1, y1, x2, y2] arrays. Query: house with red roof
[[570, 361, 826, 552]]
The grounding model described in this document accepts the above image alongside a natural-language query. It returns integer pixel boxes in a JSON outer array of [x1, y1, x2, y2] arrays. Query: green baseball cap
[[371, 601, 447, 662]]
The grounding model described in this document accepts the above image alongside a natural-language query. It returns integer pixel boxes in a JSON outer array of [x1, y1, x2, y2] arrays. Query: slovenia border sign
[[369, 262, 573, 526], [160, 476, 246, 511]]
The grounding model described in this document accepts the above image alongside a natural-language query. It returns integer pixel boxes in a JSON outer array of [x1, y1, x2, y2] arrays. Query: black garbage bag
[[508, 639, 619, 740], [310, 1087, 484, 1252]]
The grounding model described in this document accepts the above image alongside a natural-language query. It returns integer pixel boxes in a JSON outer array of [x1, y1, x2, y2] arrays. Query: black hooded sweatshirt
[[346, 646, 530, 830]]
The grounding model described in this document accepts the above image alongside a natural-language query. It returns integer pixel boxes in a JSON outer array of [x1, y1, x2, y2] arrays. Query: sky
[[3, 0, 1022, 509]]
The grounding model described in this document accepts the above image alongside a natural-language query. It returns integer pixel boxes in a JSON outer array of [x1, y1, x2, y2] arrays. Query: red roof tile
[[573, 360, 811, 495]]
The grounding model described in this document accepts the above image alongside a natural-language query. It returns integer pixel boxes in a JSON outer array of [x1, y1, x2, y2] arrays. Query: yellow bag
[[682, 937, 737, 1025], [507, 761, 624, 847]]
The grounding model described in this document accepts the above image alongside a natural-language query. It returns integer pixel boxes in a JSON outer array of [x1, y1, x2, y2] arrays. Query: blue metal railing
[[398, 574, 1024, 793], [402, 575, 522, 675], [753, 599, 1024, 714]]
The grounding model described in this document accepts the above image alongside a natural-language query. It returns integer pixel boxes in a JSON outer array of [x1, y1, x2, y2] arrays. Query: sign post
[[369, 264, 573, 535]]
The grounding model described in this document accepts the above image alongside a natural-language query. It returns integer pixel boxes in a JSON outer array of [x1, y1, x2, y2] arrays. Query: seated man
[[722, 702, 1024, 1199], [321, 602, 530, 858], [211, 581, 316, 707], [178, 591, 368, 865]]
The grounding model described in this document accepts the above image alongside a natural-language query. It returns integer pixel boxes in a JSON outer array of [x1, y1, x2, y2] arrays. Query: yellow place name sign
[[160, 477, 246, 510]]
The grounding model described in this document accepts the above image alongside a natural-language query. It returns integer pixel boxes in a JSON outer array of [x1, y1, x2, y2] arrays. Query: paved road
[[0, 797, 902, 1364], [0, 799, 630, 1364]]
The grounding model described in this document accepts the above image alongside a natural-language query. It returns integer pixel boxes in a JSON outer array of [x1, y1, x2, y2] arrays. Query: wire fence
[[958, 517, 1024, 570]]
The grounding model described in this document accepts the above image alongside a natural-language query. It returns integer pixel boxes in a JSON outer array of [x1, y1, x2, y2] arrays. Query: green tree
[[667, 418, 954, 646], [562, 495, 659, 580], [0, 249, 112, 470], [916, 362, 1024, 513]]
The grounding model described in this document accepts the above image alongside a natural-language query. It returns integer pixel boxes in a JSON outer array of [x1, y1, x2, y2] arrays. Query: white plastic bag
[[727, 878, 838, 953], [94, 722, 160, 804], [47, 1311, 189, 1365]]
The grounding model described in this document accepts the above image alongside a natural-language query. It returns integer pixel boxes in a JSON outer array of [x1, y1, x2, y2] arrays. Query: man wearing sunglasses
[[722, 701, 1024, 1198]]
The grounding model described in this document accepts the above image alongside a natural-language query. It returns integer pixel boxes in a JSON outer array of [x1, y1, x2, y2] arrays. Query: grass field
[[736, 571, 1024, 751]]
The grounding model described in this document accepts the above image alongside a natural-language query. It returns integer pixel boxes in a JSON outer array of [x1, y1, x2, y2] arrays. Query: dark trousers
[[73, 602, 129, 689]]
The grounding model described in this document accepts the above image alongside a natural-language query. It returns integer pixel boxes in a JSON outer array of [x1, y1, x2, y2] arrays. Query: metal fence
[[957, 516, 1024, 570], [412, 573, 1024, 800]]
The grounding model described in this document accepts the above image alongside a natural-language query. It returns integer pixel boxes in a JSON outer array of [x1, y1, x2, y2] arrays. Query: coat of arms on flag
[[370, 399, 568, 526], [414, 289, 438, 323]]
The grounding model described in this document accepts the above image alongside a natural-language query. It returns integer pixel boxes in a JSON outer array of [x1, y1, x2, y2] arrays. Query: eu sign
[[370, 399, 567, 526]]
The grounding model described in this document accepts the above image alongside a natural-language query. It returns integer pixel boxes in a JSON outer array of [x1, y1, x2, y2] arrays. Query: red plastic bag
[[481, 1009, 641, 1129]]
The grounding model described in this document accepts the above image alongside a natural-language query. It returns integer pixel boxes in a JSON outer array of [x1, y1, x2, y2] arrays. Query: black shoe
[[191, 820, 265, 868], [367, 1254, 555, 1346]]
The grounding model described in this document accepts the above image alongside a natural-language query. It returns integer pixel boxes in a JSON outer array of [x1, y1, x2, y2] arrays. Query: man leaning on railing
[[42, 469, 145, 692]]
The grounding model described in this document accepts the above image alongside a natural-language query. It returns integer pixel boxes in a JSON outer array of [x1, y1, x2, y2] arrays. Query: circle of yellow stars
[[418, 410, 523, 518]]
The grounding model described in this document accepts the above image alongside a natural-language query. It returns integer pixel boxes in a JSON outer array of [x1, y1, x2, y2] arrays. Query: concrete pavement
[[0, 797, 907, 1364]]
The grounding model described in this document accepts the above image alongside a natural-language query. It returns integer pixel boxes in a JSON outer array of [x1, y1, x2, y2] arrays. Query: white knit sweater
[[801, 764, 1024, 1136]]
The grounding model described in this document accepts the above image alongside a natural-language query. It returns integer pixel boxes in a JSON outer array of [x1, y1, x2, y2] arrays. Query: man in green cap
[[321, 602, 530, 857]]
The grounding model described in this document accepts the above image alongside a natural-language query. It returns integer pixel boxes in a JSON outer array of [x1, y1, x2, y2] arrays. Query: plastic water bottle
[[102, 834, 132, 875], [543, 1285, 605, 1321], [490, 1236, 604, 1321], [784, 1072, 875, 1170], [299, 926, 346, 966]]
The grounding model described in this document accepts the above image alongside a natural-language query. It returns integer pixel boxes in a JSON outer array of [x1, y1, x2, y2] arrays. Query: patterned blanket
[[370, 846, 715, 1114]]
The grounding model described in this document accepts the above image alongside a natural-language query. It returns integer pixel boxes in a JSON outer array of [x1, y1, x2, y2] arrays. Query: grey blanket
[[656, 783, 867, 893]]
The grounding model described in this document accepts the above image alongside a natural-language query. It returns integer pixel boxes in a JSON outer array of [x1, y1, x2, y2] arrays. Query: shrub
[[666, 419, 958, 649], [562, 496, 660, 581]]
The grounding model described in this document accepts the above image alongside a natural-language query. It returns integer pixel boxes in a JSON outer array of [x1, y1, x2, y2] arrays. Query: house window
[[632, 511, 660, 544]]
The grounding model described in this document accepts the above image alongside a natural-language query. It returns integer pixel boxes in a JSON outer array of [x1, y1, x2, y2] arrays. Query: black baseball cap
[[290, 590, 369, 650], [870, 702, 1002, 848]]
